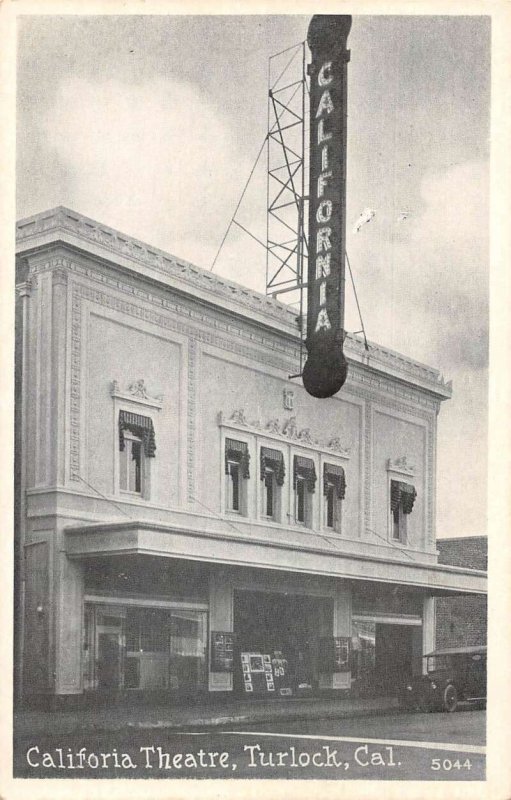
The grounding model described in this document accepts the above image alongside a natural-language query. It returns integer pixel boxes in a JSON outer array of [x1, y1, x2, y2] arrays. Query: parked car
[[401, 645, 486, 712]]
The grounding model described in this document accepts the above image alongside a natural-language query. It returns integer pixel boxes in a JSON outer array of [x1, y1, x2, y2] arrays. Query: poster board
[[319, 636, 351, 672], [210, 631, 235, 672]]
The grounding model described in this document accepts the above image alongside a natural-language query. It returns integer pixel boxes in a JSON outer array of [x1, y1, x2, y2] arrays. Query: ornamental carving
[[229, 409, 249, 426], [327, 437, 350, 457], [265, 418, 281, 434], [128, 379, 150, 399], [219, 410, 350, 458], [110, 379, 163, 409], [298, 428, 317, 445], [282, 416, 298, 439], [283, 388, 295, 410], [386, 456, 415, 476]]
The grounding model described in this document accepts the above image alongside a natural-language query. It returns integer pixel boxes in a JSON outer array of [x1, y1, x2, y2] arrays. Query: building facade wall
[[15, 208, 481, 705]]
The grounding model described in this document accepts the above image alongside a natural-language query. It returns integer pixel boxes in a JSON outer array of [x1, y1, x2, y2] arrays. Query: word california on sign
[[302, 15, 351, 399]]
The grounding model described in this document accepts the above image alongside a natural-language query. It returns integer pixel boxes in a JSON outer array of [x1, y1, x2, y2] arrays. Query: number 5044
[[431, 758, 472, 771]]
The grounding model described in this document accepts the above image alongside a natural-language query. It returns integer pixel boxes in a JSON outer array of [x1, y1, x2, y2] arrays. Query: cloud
[[345, 160, 488, 374], [40, 76, 255, 269]]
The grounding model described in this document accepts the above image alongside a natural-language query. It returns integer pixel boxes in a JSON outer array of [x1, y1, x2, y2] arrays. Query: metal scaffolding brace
[[266, 41, 309, 320]]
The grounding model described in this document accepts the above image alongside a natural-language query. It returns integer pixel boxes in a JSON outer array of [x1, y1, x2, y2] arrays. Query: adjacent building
[[15, 207, 487, 707], [435, 536, 488, 649]]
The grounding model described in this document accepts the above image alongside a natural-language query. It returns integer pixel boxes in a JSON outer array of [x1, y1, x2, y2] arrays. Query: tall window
[[260, 447, 285, 522], [293, 456, 316, 527], [120, 431, 143, 494], [323, 463, 346, 532], [390, 480, 416, 543], [226, 460, 241, 512], [263, 468, 276, 517], [225, 439, 250, 514], [118, 410, 156, 498]]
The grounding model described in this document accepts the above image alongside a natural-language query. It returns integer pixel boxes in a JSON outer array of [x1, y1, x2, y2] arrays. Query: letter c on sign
[[318, 61, 333, 87]]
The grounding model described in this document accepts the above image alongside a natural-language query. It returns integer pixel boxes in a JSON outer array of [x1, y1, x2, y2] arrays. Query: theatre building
[[15, 207, 487, 707]]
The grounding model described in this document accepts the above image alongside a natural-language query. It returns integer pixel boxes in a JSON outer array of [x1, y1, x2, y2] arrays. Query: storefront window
[[83, 604, 207, 693]]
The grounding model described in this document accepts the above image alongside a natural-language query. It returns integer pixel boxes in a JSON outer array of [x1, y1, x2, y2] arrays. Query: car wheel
[[443, 683, 458, 712]]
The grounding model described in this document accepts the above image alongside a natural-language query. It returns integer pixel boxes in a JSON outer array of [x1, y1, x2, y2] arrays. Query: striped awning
[[225, 438, 250, 479], [260, 447, 285, 486], [391, 480, 417, 514], [324, 463, 346, 499], [118, 410, 156, 457], [294, 455, 317, 493]]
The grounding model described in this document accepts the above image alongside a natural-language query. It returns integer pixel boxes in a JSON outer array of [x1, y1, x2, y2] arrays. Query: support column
[[208, 569, 233, 692], [422, 596, 436, 675], [320, 584, 352, 690], [54, 555, 84, 697]]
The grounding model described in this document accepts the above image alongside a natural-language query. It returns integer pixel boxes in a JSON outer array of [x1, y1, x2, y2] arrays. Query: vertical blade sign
[[302, 15, 351, 398]]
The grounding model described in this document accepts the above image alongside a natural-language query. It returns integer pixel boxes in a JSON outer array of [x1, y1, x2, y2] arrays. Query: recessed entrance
[[233, 590, 333, 695], [351, 620, 418, 696]]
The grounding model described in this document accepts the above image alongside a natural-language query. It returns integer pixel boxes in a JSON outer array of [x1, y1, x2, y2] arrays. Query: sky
[[16, 14, 491, 539]]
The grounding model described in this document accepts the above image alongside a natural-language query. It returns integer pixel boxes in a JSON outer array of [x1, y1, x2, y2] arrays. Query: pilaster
[[208, 569, 233, 692]]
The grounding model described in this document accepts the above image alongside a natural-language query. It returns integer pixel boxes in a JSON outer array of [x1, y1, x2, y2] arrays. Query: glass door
[[169, 610, 207, 693], [95, 609, 125, 691]]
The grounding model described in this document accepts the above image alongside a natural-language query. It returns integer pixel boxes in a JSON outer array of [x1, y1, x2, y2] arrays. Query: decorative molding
[[218, 410, 350, 459], [52, 268, 68, 288], [386, 457, 415, 477], [363, 402, 372, 533], [17, 207, 297, 330], [110, 379, 163, 410], [66, 276, 438, 493], [69, 292, 82, 480], [283, 388, 294, 410], [347, 362, 441, 412], [16, 279, 32, 298], [54, 257, 300, 369], [40, 256, 446, 411], [427, 423, 435, 545], [187, 339, 198, 504], [19, 208, 449, 397], [345, 334, 451, 394]]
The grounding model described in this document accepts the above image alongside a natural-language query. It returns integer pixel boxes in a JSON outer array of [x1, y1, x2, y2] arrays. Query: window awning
[[260, 447, 285, 486], [324, 463, 346, 499], [225, 438, 250, 479], [391, 480, 417, 514], [119, 410, 156, 457], [294, 455, 317, 493]]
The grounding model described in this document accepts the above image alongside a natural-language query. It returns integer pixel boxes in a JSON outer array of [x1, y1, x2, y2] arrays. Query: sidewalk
[[14, 695, 400, 739]]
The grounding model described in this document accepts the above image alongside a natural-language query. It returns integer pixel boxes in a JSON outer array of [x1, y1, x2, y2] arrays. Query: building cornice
[[17, 206, 452, 400]]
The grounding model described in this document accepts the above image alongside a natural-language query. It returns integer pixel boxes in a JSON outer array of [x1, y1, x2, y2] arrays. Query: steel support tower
[[266, 41, 309, 325]]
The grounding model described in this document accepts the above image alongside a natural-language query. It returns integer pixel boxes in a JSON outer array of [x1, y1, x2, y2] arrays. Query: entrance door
[[95, 612, 124, 691], [375, 624, 413, 693], [233, 590, 333, 695], [97, 632, 122, 689]]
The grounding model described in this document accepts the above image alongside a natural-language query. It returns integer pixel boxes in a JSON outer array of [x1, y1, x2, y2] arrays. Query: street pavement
[[14, 708, 485, 780]]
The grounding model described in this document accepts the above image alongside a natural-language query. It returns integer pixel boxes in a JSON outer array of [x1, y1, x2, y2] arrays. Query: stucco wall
[[86, 312, 182, 506]]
